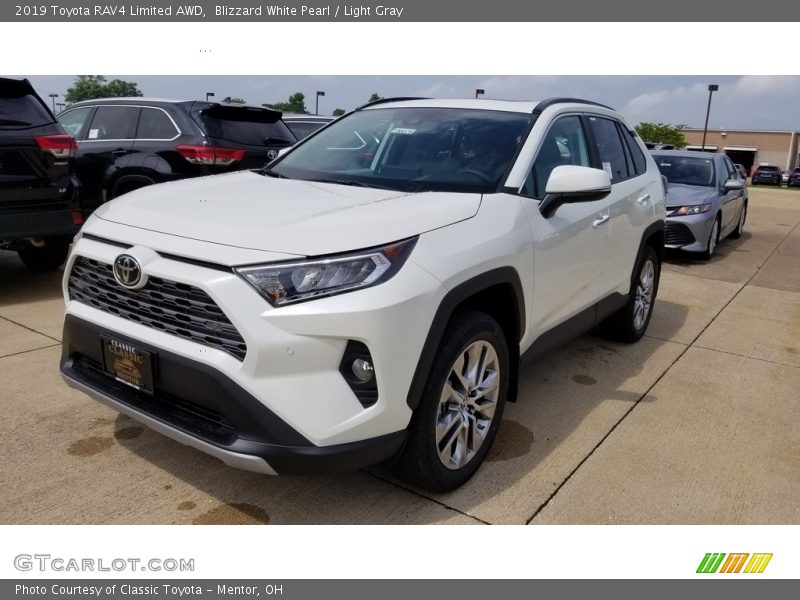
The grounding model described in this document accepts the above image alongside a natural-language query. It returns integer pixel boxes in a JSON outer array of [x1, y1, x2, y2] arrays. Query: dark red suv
[[1, 78, 82, 270], [751, 165, 783, 186]]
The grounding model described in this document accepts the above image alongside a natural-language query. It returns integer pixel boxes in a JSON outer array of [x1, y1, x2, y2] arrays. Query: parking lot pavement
[[1, 187, 798, 525]]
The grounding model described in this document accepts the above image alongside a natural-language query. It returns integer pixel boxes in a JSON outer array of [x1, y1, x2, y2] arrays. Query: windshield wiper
[[0, 119, 31, 126], [258, 168, 289, 178]]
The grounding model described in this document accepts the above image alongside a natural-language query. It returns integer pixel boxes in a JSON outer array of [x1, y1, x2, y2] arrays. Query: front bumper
[[60, 315, 407, 474], [664, 212, 715, 253], [60, 230, 447, 473]]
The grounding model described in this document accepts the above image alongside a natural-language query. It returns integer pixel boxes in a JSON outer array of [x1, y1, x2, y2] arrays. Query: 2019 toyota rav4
[[60, 97, 666, 492]]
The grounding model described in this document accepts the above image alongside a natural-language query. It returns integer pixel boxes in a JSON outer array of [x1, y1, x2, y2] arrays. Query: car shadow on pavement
[[110, 297, 689, 524], [0, 250, 65, 307]]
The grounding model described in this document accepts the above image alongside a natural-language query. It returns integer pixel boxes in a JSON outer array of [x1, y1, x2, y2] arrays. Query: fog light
[[339, 340, 378, 408], [351, 358, 374, 382]]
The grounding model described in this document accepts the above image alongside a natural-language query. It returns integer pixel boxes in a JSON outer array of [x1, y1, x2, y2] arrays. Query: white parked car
[[61, 97, 666, 491]]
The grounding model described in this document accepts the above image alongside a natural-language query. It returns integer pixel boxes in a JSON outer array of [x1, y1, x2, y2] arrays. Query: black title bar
[[3, 0, 796, 22]]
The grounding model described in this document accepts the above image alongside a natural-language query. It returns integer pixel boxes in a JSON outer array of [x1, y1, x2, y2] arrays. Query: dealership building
[[681, 128, 799, 175]]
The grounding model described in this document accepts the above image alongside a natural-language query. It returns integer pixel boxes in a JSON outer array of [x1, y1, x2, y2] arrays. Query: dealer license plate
[[101, 337, 155, 395]]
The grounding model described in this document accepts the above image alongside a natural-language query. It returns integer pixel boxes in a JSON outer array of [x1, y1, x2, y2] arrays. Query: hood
[[94, 171, 481, 256], [665, 183, 715, 208]]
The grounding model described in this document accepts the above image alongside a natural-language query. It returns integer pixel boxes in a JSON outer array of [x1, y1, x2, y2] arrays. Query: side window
[[523, 115, 590, 199], [86, 106, 139, 141], [588, 116, 629, 183], [722, 157, 736, 184], [57, 107, 93, 139], [621, 126, 648, 175], [136, 107, 179, 140]]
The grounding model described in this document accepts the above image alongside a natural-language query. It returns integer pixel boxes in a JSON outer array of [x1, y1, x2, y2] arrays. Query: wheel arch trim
[[406, 267, 525, 410]]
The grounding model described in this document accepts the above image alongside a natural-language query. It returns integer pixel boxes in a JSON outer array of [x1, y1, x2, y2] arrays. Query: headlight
[[235, 237, 417, 306], [670, 203, 712, 216]]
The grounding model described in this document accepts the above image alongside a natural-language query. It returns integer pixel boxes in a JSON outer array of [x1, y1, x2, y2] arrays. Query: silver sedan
[[652, 150, 747, 260]]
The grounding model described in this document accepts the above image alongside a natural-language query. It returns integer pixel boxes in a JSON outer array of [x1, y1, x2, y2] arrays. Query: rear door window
[[621, 126, 648, 175], [86, 106, 140, 141]]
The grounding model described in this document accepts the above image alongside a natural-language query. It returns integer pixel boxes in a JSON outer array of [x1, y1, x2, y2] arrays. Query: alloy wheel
[[633, 258, 655, 331], [435, 341, 500, 470]]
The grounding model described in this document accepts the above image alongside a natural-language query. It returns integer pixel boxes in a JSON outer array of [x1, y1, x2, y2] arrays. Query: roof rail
[[532, 97, 614, 115], [355, 96, 429, 111]]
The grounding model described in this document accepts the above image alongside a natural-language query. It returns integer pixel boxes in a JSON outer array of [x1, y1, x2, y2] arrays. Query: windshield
[[652, 155, 716, 187], [269, 107, 533, 193]]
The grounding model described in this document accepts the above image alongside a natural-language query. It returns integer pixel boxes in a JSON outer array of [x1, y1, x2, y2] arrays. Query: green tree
[[368, 92, 383, 103], [64, 75, 142, 103], [64, 76, 107, 103], [103, 79, 143, 98], [635, 122, 687, 148], [271, 92, 308, 114], [332, 108, 346, 117], [227, 97, 246, 104]]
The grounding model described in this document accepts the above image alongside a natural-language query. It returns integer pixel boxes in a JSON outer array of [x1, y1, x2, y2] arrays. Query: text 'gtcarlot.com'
[[14, 554, 195, 572]]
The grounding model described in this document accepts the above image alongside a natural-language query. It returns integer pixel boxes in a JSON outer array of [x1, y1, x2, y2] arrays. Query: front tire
[[599, 245, 660, 343], [729, 203, 747, 239], [17, 239, 70, 271], [395, 309, 509, 492], [701, 215, 721, 260]]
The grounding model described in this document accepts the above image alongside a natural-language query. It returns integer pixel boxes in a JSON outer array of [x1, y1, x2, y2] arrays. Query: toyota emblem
[[113, 254, 145, 289], [267, 149, 278, 160]]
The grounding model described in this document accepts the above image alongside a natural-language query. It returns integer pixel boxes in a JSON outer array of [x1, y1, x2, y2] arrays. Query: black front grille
[[665, 222, 696, 246], [68, 256, 247, 361]]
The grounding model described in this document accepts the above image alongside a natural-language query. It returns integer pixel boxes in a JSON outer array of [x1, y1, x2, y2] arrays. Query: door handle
[[111, 149, 128, 157], [636, 193, 651, 204], [592, 215, 610, 228]]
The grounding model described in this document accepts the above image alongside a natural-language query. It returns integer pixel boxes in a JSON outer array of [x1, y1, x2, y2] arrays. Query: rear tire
[[599, 245, 660, 343], [394, 309, 509, 492], [17, 239, 70, 271]]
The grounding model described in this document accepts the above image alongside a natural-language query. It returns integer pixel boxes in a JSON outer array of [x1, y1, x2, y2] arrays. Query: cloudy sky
[[23, 74, 800, 131]]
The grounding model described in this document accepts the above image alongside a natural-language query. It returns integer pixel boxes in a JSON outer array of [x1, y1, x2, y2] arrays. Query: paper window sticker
[[602, 162, 612, 175], [88, 129, 99, 139]]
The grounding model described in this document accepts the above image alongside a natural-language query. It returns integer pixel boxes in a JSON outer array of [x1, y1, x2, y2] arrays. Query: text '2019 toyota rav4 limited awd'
[[60, 98, 666, 492]]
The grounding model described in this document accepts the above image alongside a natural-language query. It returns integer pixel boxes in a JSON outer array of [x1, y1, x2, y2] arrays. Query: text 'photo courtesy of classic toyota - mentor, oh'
[[60, 97, 666, 492]]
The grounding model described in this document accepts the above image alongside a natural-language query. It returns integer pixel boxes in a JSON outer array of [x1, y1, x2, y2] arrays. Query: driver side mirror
[[724, 179, 744, 190], [539, 165, 612, 218]]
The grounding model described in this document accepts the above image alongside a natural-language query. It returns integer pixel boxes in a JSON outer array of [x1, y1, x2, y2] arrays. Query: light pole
[[206, 92, 215, 102], [48, 93, 58, 112], [56, 103, 65, 111], [701, 84, 719, 152], [315, 91, 325, 115], [475, 88, 485, 99]]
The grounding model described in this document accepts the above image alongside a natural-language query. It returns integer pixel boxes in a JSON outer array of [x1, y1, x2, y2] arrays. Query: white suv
[[61, 98, 666, 492]]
